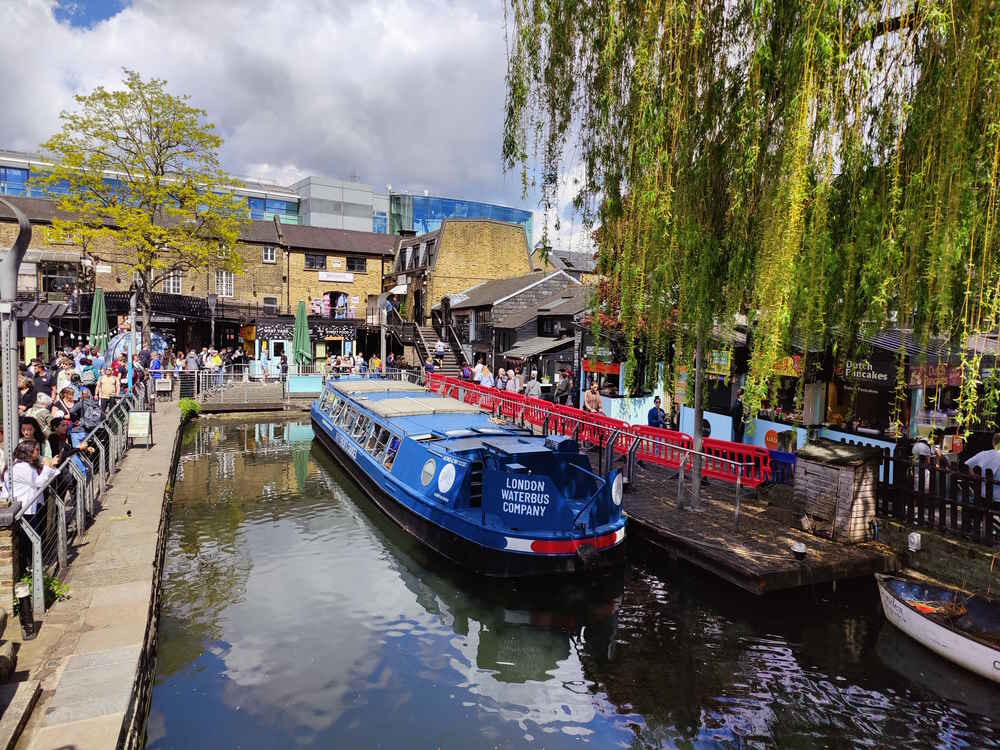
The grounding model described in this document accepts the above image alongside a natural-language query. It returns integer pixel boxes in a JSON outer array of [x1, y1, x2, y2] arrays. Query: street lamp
[[207, 293, 217, 349]]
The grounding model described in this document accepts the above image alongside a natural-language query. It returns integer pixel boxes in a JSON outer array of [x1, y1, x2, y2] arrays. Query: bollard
[[15, 582, 35, 640]]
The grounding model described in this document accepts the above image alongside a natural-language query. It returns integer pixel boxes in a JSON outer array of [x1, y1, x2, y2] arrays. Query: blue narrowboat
[[310, 377, 626, 576]]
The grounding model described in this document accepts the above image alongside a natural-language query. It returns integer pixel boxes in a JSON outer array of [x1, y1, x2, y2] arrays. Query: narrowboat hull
[[312, 417, 626, 577]]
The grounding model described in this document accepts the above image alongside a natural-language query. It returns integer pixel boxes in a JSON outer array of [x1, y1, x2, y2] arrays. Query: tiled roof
[[537, 284, 591, 316], [448, 271, 551, 310], [278, 223, 396, 256]]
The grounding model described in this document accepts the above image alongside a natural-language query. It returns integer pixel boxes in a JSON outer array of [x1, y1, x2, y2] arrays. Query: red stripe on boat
[[529, 529, 622, 554]]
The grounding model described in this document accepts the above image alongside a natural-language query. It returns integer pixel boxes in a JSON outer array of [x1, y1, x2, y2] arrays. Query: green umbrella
[[88, 287, 109, 355], [293, 300, 313, 367]]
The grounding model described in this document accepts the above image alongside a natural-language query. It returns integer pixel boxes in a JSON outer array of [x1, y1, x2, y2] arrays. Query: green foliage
[[38, 70, 246, 346], [14, 572, 70, 612], [504, 0, 1000, 433], [179, 398, 201, 421]]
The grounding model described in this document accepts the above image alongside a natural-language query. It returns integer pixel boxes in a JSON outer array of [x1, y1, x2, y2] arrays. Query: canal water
[[146, 417, 999, 749]]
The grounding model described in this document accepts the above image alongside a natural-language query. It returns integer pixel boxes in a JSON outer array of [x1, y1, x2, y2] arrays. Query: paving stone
[[10, 403, 180, 750], [25, 713, 121, 750]]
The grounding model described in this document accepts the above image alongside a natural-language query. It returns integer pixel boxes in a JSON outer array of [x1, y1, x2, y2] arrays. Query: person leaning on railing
[[1, 440, 61, 572]]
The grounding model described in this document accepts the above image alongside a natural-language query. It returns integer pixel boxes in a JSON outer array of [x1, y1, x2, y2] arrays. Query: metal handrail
[[6, 384, 146, 617]]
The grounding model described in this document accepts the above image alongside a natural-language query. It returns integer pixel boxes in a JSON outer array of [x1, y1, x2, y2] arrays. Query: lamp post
[[207, 293, 217, 349]]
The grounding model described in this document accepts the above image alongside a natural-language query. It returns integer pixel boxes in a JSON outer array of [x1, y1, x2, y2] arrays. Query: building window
[[262, 246, 276, 264], [346, 256, 366, 273], [163, 271, 183, 295], [215, 270, 234, 298], [262, 296, 278, 312], [305, 253, 326, 270], [217, 243, 230, 259]]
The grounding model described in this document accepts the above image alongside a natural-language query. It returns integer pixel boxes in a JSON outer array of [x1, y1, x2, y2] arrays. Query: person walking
[[554, 369, 571, 405], [97, 366, 120, 405], [523, 370, 542, 399], [731, 388, 746, 444]]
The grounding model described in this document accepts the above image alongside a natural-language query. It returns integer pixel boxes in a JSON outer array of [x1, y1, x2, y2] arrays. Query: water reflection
[[147, 418, 1000, 749]]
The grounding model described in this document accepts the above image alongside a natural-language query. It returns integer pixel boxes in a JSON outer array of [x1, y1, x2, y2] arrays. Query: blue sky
[[53, 0, 129, 27], [2, 0, 592, 252]]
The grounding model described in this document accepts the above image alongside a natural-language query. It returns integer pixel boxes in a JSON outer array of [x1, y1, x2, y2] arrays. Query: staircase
[[416, 324, 463, 377]]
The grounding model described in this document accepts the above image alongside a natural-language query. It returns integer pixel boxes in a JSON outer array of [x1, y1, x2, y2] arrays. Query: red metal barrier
[[428, 378, 768, 489], [700, 438, 771, 488], [630, 426, 694, 469]]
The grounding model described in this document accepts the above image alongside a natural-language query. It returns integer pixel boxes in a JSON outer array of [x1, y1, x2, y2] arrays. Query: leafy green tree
[[505, 0, 1000, 502], [39, 69, 245, 346]]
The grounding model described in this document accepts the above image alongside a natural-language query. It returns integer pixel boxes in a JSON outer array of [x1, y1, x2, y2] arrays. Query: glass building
[[389, 193, 532, 238]]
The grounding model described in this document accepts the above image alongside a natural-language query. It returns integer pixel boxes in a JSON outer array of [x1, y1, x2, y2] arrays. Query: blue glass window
[[0, 167, 28, 197], [248, 196, 298, 223], [372, 211, 387, 233]]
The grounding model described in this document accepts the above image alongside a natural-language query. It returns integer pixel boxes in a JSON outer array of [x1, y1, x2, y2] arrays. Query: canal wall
[[877, 519, 1000, 596], [116, 409, 186, 749]]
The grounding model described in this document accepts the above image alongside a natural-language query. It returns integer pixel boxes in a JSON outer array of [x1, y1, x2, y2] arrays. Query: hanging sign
[[908, 363, 962, 388], [707, 349, 731, 376], [772, 354, 803, 378]]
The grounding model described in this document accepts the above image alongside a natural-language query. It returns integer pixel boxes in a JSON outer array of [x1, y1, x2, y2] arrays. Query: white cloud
[[1, 0, 533, 211], [531, 164, 598, 256]]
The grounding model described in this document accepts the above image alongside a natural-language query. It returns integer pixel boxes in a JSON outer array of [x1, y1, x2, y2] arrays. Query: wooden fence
[[875, 451, 999, 546]]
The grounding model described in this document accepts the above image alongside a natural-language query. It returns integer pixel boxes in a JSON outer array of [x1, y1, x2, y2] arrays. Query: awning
[[18, 301, 69, 337], [388, 284, 408, 295], [502, 336, 573, 359], [16, 301, 68, 321]]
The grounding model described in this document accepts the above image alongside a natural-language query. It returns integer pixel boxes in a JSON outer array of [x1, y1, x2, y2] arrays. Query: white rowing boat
[[876, 573, 1000, 684]]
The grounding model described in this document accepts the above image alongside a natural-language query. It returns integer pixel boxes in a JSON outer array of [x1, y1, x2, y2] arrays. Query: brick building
[[0, 196, 394, 360], [389, 219, 536, 325]]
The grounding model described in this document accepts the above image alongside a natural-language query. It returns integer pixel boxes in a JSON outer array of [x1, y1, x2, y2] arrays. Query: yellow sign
[[707, 349, 731, 376]]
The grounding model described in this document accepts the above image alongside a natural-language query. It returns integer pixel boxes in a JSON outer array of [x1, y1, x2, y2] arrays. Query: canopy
[[387, 284, 408, 295], [293, 300, 312, 366], [88, 288, 109, 353], [502, 336, 573, 360]]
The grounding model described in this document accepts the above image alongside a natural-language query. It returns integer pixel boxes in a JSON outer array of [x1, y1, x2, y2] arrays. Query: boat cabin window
[[384, 436, 401, 470], [366, 425, 383, 452], [371, 427, 391, 459], [330, 399, 346, 420], [352, 415, 370, 438], [338, 407, 356, 427]]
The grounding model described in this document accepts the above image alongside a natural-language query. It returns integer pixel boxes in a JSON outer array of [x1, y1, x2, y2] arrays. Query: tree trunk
[[690, 327, 706, 509]]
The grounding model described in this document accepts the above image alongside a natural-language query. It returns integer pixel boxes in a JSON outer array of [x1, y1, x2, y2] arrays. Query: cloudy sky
[[1, 0, 591, 250]]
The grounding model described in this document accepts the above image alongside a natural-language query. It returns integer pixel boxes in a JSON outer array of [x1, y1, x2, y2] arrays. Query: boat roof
[[365, 396, 481, 418], [326, 378, 550, 450], [330, 380, 425, 394]]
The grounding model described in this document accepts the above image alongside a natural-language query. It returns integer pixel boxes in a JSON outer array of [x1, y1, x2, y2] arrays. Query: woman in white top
[[2, 440, 60, 518], [480, 367, 495, 388]]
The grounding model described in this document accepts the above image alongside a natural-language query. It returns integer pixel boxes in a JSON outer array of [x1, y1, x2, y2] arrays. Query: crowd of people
[[454, 357, 577, 406]]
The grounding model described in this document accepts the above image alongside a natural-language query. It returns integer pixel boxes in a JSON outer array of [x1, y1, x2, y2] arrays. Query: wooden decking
[[623, 463, 900, 594]]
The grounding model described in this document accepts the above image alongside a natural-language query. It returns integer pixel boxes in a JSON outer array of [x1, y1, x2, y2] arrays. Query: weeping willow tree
[[505, 0, 1000, 503]]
